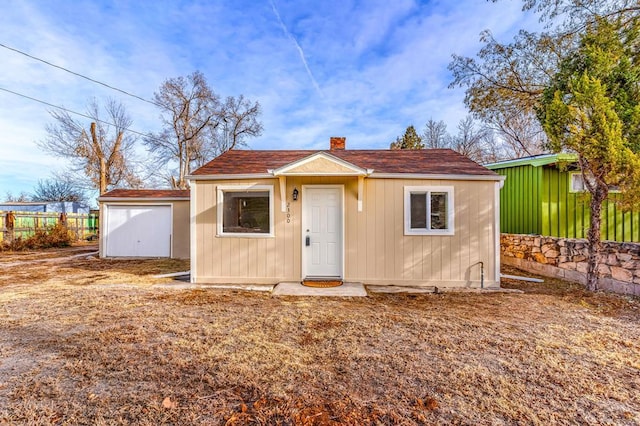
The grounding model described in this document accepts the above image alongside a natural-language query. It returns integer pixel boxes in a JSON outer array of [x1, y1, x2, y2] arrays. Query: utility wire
[[0, 86, 161, 141], [0, 42, 163, 108]]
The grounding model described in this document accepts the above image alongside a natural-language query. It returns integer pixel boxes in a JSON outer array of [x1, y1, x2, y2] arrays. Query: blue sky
[[0, 0, 539, 197]]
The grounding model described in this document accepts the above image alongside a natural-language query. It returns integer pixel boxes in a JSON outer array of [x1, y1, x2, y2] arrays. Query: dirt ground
[[0, 246, 639, 425]]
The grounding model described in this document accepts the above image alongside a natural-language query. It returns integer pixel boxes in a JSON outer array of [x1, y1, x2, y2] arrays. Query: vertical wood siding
[[193, 177, 498, 286], [496, 164, 640, 242], [494, 165, 542, 235]]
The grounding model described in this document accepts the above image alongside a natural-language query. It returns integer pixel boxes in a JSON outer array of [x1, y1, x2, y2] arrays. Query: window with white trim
[[569, 172, 620, 193], [217, 185, 274, 236], [404, 186, 454, 235]]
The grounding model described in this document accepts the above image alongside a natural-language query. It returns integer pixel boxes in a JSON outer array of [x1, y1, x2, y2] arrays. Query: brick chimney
[[330, 137, 346, 150]]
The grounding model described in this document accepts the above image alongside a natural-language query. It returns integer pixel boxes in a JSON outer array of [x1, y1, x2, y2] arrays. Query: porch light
[[292, 188, 299, 201]]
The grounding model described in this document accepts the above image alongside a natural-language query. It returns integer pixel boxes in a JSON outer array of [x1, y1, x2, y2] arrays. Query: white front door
[[303, 186, 343, 278]]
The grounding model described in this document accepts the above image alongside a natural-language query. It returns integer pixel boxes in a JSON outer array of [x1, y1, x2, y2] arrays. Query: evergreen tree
[[390, 125, 425, 149], [540, 19, 640, 290]]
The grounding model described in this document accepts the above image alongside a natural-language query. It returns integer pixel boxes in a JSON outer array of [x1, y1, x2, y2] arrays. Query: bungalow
[[187, 137, 504, 288]]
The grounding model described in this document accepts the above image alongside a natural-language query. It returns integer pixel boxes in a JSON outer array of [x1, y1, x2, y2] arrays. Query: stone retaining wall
[[501, 233, 640, 296]]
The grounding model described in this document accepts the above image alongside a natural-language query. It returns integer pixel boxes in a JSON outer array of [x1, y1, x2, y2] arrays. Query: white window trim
[[404, 186, 455, 236], [216, 184, 275, 237], [569, 171, 620, 193], [569, 171, 588, 193]]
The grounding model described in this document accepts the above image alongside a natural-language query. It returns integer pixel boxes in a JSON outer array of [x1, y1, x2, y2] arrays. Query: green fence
[[1, 211, 99, 242]]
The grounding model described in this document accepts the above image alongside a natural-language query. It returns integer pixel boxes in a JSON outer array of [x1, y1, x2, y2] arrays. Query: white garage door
[[105, 205, 172, 257]]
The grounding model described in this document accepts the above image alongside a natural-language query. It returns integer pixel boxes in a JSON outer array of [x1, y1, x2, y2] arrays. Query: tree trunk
[[586, 187, 608, 291], [90, 122, 107, 195], [99, 157, 107, 195]]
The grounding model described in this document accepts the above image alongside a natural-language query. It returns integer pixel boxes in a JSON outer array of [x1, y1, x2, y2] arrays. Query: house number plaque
[[286, 202, 291, 223]]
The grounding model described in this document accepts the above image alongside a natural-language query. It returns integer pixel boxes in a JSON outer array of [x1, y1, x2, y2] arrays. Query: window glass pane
[[222, 191, 270, 233], [571, 174, 585, 192], [430, 192, 447, 230], [410, 192, 427, 229], [572, 172, 619, 192]]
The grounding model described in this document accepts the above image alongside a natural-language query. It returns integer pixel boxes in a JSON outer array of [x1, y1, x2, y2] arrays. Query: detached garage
[[98, 189, 190, 258]]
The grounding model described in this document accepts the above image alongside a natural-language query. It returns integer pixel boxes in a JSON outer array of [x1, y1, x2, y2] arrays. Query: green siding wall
[[541, 167, 588, 238], [495, 165, 542, 235], [496, 164, 640, 242]]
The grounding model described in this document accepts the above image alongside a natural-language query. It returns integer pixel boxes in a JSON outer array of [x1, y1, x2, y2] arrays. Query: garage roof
[[99, 189, 190, 201]]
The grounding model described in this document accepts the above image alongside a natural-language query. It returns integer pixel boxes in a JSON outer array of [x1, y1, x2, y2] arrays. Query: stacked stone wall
[[501, 234, 640, 296]]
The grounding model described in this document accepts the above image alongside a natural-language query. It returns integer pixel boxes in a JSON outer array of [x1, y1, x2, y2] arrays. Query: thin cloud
[[0, 0, 541, 195], [269, 0, 323, 98]]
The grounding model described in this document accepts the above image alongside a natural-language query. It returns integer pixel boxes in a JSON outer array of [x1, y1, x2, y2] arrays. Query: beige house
[[188, 138, 504, 288], [98, 189, 190, 258]]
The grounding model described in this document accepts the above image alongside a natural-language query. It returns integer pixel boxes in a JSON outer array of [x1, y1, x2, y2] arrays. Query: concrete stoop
[[272, 281, 368, 297]]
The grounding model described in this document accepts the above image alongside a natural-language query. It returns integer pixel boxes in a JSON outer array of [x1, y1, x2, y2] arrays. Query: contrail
[[269, 0, 323, 97]]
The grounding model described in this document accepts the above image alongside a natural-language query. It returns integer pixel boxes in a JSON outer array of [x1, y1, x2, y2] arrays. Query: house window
[[569, 172, 620, 193], [404, 186, 454, 235], [217, 185, 274, 236]]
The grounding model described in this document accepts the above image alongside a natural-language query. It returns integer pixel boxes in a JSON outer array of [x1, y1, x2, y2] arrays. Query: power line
[[0, 86, 161, 142], [0, 42, 163, 108]]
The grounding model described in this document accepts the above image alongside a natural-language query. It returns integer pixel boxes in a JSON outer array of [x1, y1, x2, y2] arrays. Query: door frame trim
[[103, 203, 173, 258], [301, 184, 345, 280]]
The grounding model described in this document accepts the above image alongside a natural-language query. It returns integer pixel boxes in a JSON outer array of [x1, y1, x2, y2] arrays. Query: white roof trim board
[[98, 197, 189, 202], [188, 173, 504, 182]]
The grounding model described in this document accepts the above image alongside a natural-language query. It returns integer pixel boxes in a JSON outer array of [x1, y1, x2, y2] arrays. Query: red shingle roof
[[99, 189, 190, 199], [191, 149, 497, 176]]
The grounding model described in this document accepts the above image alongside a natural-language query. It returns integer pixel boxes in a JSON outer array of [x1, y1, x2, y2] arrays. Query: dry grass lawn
[[0, 247, 639, 425]]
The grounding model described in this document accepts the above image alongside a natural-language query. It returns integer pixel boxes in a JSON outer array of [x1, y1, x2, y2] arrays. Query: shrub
[[0, 223, 77, 251]]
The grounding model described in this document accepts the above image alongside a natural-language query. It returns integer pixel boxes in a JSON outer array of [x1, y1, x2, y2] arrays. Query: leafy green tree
[[390, 125, 425, 150], [540, 19, 640, 290], [449, 1, 639, 157], [450, 0, 640, 290]]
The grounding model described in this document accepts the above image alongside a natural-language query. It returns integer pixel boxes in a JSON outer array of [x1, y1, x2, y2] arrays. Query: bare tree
[[450, 116, 494, 163], [38, 98, 141, 195], [146, 72, 263, 189], [197, 95, 264, 168], [3, 191, 30, 202], [31, 178, 87, 204], [146, 71, 220, 189], [422, 118, 450, 149], [219, 95, 263, 153], [484, 110, 546, 158]]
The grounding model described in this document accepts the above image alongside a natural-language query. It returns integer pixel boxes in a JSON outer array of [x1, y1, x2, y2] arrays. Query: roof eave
[[98, 197, 190, 202], [369, 172, 504, 181], [187, 173, 274, 181], [485, 153, 578, 169]]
